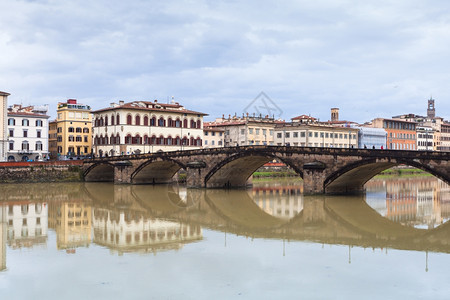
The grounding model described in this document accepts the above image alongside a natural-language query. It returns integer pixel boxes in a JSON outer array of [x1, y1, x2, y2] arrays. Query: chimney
[[331, 108, 339, 122], [119, 100, 124, 106]]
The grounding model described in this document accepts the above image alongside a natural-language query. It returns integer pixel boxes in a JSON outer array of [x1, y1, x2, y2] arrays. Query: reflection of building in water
[[0, 206, 6, 271], [48, 202, 92, 250], [366, 177, 450, 228], [251, 185, 303, 219], [92, 208, 202, 254], [3, 202, 48, 249]]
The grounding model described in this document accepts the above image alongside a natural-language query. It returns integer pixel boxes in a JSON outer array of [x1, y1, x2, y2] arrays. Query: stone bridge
[[83, 146, 450, 194]]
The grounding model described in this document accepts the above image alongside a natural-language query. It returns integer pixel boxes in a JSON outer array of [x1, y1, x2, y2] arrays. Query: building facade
[[205, 115, 280, 147], [0, 91, 10, 162], [353, 126, 387, 149], [7, 105, 50, 162], [55, 99, 92, 159], [48, 120, 58, 159], [371, 118, 417, 150], [274, 119, 359, 148], [203, 125, 224, 148], [416, 126, 434, 151], [92, 100, 206, 156]]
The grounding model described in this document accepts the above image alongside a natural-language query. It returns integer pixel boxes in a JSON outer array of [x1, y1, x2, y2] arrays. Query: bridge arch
[[324, 157, 450, 194], [204, 151, 302, 188], [131, 158, 185, 184], [84, 162, 115, 182]]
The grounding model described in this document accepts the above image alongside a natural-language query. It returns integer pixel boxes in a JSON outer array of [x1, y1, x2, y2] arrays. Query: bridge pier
[[302, 162, 326, 194], [113, 161, 133, 184], [186, 161, 207, 188]]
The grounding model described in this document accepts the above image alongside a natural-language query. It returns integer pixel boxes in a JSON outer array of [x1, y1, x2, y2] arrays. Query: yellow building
[[56, 99, 92, 159]]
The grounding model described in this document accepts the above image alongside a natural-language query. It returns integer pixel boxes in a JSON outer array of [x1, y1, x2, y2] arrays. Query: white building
[[92, 100, 207, 156], [274, 119, 359, 148], [0, 91, 9, 162], [7, 104, 50, 161], [416, 126, 434, 151]]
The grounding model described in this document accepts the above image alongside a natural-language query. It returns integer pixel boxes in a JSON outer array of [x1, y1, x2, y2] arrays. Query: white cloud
[[0, 0, 449, 122]]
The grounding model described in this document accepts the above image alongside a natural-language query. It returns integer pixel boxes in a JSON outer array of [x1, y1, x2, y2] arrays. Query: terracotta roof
[[8, 112, 50, 118], [93, 100, 207, 116], [0, 91, 10, 96], [292, 115, 316, 120]]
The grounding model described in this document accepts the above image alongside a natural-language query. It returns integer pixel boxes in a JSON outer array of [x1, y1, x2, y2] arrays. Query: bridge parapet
[[83, 146, 450, 194]]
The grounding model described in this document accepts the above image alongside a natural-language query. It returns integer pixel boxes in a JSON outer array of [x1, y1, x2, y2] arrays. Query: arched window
[[144, 115, 149, 126], [22, 119, 29, 126], [157, 135, 164, 145], [116, 114, 120, 125], [183, 119, 188, 128], [111, 114, 115, 125], [158, 117, 165, 127], [182, 137, 189, 146], [110, 135, 115, 145], [151, 117, 156, 126], [100, 117, 104, 126], [8, 118, 15, 126], [168, 118, 173, 127], [132, 134, 141, 144], [197, 120, 201, 129], [175, 119, 181, 128], [190, 120, 196, 128], [116, 133, 120, 144], [36, 120, 43, 127], [125, 134, 132, 144], [196, 137, 202, 146], [105, 116, 108, 126], [167, 136, 173, 145], [144, 135, 149, 144], [150, 135, 156, 145], [83, 128, 89, 133], [175, 136, 181, 145], [190, 137, 194, 145], [127, 115, 132, 125], [135, 115, 140, 126]]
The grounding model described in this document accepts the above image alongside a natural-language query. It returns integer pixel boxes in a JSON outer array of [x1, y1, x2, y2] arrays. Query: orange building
[[371, 118, 417, 150]]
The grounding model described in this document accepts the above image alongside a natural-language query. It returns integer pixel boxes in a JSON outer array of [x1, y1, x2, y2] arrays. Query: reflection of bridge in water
[[82, 181, 450, 254], [1, 180, 450, 260]]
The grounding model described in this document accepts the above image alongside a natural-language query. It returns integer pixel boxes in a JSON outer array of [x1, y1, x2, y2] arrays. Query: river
[[0, 176, 449, 299]]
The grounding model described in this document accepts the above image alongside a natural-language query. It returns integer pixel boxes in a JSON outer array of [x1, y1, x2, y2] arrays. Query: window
[[127, 115, 132, 125], [22, 142, 29, 150], [23, 130, 28, 137], [57, 136, 62, 142], [68, 127, 74, 133], [263, 129, 267, 135], [22, 119, 29, 126], [68, 135, 74, 142], [158, 117, 165, 127], [301, 132, 306, 137], [240, 129, 245, 135], [84, 136, 88, 142], [76, 127, 82, 133], [293, 132, 298, 138], [83, 128, 89, 133], [9, 141, 13, 150], [144, 115, 149, 126], [76, 136, 82, 142], [36, 120, 43, 127], [8, 118, 15, 126], [285, 132, 290, 138], [256, 129, 260, 135], [277, 133, 282, 138], [314, 132, 318, 138], [37, 131, 41, 138], [36, 142, 42, 150], [249, 128, 254, 134], [308, 132, 312, 137], [135, 115, 140, 125], [9, 129, 13, 137]]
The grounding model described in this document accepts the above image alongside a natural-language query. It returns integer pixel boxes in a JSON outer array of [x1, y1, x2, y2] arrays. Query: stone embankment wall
[[0, 161, 84, 183]]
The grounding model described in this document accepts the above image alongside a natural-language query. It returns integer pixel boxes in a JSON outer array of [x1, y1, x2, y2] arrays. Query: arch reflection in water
[[365, 177, 450, 229]]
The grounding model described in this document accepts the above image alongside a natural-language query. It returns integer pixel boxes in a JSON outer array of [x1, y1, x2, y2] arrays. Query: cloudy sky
[[1, 0, 449, 122]]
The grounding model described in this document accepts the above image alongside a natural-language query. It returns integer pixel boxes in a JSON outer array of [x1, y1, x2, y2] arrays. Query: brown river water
[[0, 176, 449, 299]]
